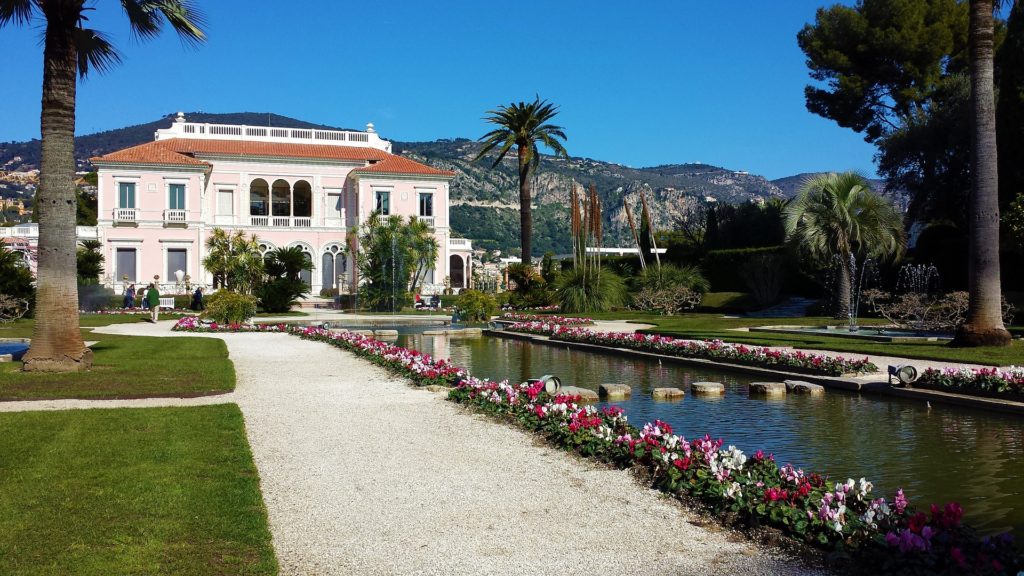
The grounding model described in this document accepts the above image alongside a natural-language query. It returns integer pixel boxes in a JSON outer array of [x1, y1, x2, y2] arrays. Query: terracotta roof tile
[[166, 138, 391, 162], [351, 155, 455, 177], [90, 141, 209, 167], [91, 137, 454, 177]]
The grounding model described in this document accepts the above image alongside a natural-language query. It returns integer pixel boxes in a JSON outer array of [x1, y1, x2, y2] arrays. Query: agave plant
[[555, 267, 627, 313]]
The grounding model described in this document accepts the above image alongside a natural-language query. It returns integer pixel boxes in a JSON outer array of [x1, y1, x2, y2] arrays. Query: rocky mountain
[[2, 112, 835, 255], [394, 138, 789, 254]]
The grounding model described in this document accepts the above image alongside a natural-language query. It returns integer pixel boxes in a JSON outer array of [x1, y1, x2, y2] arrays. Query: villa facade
[[90, 114, 471, 295]]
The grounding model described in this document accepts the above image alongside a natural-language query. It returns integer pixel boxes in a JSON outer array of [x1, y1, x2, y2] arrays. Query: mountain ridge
[[0, 112, 894, 255]]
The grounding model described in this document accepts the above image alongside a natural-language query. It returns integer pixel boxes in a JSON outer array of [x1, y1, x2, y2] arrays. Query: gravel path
[[55, 322, 820, 575]]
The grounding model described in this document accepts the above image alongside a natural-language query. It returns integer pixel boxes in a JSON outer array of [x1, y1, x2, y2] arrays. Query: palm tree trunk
[[22, 18, 92, 372], [517, 146, 532, 265], [954, 0, 1012, 347], [834, 259, 852, 321]]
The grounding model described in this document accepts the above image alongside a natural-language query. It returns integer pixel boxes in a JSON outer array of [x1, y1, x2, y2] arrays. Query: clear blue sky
[[0, 1, 876, 179]]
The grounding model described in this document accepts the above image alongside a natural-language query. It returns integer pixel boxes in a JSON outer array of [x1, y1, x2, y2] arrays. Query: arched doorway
[[449, 254, 465, 289]]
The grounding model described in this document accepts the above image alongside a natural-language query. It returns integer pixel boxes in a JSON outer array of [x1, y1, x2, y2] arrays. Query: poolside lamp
[[538, 375, 561, 394], [888, 364, 918, 387]]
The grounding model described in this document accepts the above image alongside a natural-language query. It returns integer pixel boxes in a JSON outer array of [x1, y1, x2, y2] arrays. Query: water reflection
[[399, 333, 1024, 534]]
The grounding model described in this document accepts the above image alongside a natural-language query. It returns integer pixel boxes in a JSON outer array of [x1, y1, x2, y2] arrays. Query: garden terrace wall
[[489, 329, 865, 392], [504, 323, 876, 377]]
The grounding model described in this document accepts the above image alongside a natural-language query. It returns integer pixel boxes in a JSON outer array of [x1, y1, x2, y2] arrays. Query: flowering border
[[499, 312, 593, 325], [505, 322, 877, 377], [284, 325, 1018, 573], [291, 326, 466, 387], [917, 367, 1024, 400], [171, 316, 287, 333]]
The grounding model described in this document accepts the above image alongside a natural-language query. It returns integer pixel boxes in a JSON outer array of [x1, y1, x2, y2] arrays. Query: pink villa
[[89, 113, 472, 296]]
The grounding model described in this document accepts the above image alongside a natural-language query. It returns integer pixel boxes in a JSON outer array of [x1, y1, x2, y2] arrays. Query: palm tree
[[266, 246, 312, 285], [408, 217, 439, 295], [3, 1, 205, 372], [202, 228, 264, 295], [954, 0, 1012, 346], [475, 97, 568, 263], [784, 172, 906, 319]]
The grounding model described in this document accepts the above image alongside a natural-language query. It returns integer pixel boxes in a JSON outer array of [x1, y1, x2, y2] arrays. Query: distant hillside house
[[91, 113, 471, 295]]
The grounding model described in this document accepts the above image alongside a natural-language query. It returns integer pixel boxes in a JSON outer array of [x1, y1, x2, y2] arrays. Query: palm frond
[[75, 28, 122, 77], [475, 95, 568, 167], [784, 171, 905, 264], [121, 0, 206, 46], [0, 0, 33, 27]]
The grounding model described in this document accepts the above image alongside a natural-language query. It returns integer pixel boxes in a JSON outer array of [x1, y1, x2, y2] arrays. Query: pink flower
[[894, 488, 909, 515]]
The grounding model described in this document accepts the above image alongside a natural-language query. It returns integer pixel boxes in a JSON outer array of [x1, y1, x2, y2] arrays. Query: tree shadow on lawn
[[0, 333, 235, 401]]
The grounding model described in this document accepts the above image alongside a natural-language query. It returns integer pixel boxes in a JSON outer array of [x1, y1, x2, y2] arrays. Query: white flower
[[725, 481, 742, 500]]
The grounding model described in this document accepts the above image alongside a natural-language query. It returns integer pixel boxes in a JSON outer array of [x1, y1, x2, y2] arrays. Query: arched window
[[249, 179, 269, 216], [271, 179, 290, 217], [321, 244, 346, 291], [293, 180, 312, 218]]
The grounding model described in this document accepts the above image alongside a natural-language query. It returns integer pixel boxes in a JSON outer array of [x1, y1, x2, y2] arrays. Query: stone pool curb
[[486, 330, 1024, 416]]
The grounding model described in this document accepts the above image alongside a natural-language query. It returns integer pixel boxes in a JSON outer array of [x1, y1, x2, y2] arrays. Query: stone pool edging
[[486, 330, 1024, 417]]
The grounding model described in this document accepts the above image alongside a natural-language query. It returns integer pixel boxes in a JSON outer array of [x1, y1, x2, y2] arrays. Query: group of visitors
[[120, 283, 205, 323]]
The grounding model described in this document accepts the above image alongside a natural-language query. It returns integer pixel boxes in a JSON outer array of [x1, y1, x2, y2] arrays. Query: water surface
[[397, 332, 1024, 534]]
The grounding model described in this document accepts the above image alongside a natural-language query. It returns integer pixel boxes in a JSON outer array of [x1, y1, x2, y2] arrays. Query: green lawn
[[0, 316, 234, 400], [253, 311, 309, 317], [0, 404, 277, 575], [583, 311, 1024, 366]]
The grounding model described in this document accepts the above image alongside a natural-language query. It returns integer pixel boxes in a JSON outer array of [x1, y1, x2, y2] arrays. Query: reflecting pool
[[397, 332, 1024, 534]]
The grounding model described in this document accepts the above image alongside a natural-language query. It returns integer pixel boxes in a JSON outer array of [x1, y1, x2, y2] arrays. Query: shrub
[[863, 290, 1015, 331], [555, 267, 627, 313], [0, 294, 29, 322], [506, 263, 554, 308], [455, 290, 498, 322], [702, 246, 786, 292], [632, 286, 703, 315], [0, 244, 34, 315], [203, 290, 257, 324], [633, 264, 709, 293], [739, 253, 784, 307], [77, 282, 113, 312], [258, 278, 305, 313]]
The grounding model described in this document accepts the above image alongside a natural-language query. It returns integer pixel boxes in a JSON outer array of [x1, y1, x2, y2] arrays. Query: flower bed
[[281, 326, 1019, 573], [505, 323, 877, 377], [171, 316, 287, 333], [291, 326, 465, 388], [453, 376, 1019, 572], [917, 367, 1024, 400], [499, 313, 593, 325]]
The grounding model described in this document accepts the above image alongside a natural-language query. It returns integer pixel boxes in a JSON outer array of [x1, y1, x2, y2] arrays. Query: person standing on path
[[123, 283, 135, 309], [191, 287, 204, 311], [146, 284, 160, 323]]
